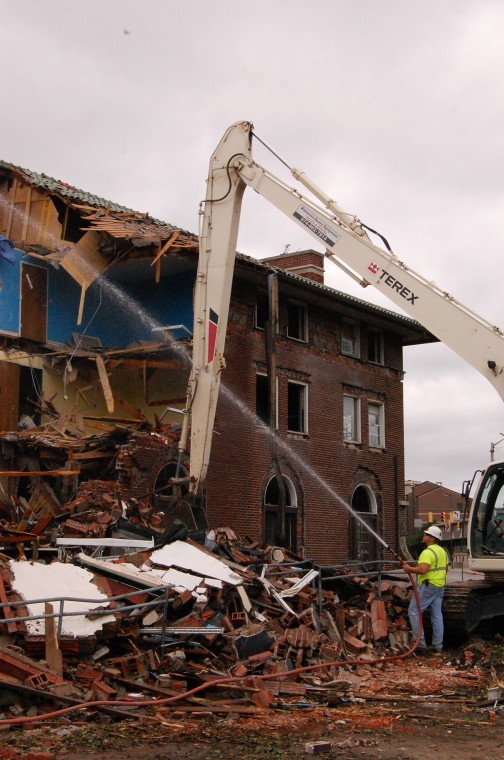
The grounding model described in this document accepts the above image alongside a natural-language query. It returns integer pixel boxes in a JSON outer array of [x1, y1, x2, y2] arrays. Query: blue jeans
[[408, 582, 445, 651]]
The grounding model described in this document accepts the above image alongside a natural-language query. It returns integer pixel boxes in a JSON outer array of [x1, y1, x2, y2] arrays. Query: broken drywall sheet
[[9, 560, 116, 637], [76, 554, 166, 588], [150, 540, 244, 585], [159, 567, 203, 591]]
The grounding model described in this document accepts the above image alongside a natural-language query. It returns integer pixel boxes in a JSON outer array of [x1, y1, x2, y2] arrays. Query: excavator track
[[442, 580, 504, 640]]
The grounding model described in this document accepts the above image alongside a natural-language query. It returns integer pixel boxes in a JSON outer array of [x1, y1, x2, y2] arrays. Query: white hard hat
[[424, 525, 442, 540]]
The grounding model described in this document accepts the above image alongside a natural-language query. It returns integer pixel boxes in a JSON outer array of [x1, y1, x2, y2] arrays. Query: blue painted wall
[[1, 248, 195, 347], [47, 270, 195, 346]]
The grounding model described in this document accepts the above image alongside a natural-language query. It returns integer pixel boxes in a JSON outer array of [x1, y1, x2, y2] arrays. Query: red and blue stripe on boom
[[208, 308, 218, 364]]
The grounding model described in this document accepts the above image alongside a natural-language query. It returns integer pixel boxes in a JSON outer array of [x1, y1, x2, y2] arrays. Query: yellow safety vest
[[418, 543, 448, 587]]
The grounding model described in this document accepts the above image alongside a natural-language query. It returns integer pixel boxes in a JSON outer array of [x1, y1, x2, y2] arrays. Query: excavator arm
[[181, 120, 504, 496]]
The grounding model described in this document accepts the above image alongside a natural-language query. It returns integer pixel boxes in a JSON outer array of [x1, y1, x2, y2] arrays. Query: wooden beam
[[95, 355, 114, 414], [107, 358, 186, 370], [80, 421, 117, 432], [77, 285, 86, 326], [70, 449, 115, 460], [150, 230, 180, 267], [5, 178, 17, 238], [45, 602, 63, 677], [21, 186, 32, 241], [147, 396, 186, 407], [0, 469, 80, 476], [82, 415, 140, 423]]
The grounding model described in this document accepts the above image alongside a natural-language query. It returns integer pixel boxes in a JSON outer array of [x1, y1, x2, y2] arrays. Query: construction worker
[[401, 525, 448, 655]]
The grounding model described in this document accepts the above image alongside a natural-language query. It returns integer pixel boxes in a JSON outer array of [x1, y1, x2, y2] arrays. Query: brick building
[[204, 250, 435, 564]]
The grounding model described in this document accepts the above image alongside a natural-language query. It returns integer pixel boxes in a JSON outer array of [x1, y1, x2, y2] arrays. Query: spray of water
[[218, 384, 390, 550]]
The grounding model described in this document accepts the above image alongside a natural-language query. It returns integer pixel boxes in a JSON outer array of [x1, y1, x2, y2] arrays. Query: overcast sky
[[2, 1, 504, 491]]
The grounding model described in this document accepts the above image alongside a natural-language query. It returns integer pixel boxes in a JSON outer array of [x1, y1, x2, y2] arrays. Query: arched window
[[350, 485, 378, 561], [153, 461, 189, 507], [152, 460, 194, 528], [263, 475, 298, 552]]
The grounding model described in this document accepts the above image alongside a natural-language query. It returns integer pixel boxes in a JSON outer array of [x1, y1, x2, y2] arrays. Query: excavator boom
[[182, 120, 504, 499]]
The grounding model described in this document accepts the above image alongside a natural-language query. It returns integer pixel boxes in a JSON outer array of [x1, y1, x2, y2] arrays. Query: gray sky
[[2, 1, 504, 491]]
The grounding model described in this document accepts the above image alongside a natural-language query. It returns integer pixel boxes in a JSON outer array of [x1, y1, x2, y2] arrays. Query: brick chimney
[[261, 249, 325, 284]]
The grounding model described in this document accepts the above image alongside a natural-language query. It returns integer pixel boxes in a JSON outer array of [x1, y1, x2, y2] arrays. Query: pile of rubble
[[0, 524, 416, 724], [0, 423, 422, 724], [0, 423, 193, 556]]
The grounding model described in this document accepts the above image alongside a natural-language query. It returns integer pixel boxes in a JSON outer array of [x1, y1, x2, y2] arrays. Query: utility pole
[[490, 433, 504, 462]]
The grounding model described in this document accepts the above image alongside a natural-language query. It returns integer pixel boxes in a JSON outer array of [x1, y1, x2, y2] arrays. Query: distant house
[[0, 160, 436, 564], [405, 480, 465, 545]]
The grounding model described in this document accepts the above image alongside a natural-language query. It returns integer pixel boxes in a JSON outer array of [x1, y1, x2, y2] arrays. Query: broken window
[[287, 381, 307, 434], [368, 402, 385, 448], [343, 395, 360, 443], [256, 374, 278, 428], [341, 321, 360, 357], [367, 329, 384, 364], [255, 291, 269, 330], [287, 300, 307, 342], [153, 461, 189, 509]]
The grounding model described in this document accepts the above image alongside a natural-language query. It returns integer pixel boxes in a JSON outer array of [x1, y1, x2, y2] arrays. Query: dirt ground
[[0, 643, 503, 760]]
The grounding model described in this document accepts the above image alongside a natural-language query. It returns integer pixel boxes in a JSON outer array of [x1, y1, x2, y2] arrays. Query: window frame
[[255, 291, 269, 330], [341, 320, 360, 357], [263, 475, 298, 552], [367, 328, 384, 365], [256, 372, 279, 429], [368, 401, 385, 448], [343, 394, 361, 444], [287, 300, 308, 342], [287, 380, 308, 434]]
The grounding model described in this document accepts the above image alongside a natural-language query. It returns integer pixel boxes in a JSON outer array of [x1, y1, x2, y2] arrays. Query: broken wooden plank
[[108, 358, 187, 370], [150, 230, 180, 267], [95, 355, 114, 414], [147, 396, 187, 407], [82, 415, 140, 424], [0, 469, 80, 476], [54, 411, 73, 435], [44, 602, 63, 677], [0, 572, 19, 634], [69, 449, 115, 460]]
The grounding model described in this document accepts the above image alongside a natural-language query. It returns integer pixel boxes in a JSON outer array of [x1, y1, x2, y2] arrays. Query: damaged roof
[[0, 160, 134, 213], [0, 159, 197, 246]]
